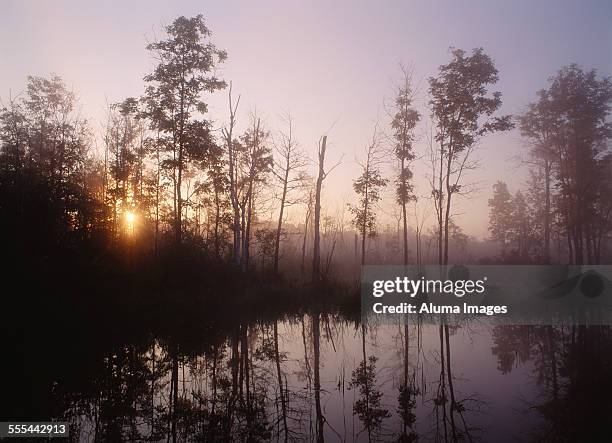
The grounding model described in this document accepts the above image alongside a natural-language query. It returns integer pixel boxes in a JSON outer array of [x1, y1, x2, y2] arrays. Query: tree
[[524, 165, 550, 262], [349, 353, 390, 442], [350, 126, 388, 265], [520, 65, 612, 264], [142, 15, 226, 244], [312, 135, 341, 282], [312, 136, 327, 283], [208, 143, 231, 257], [519, 93, 558, 263], [589, 153, 612, 263], [300, 187, 314, 278], [489, 182, 538, 261], [448, 219, 469, 262], [237, 115, 272, 271], [255, 228, 276, 271], [509, 191, 532, 260], [271, 114, 307, 275], [221, 83, 242, 266], [391, 65, 420, 265], [488, 181, 513, 253], [24, 75, 91, 193], [0, 75, 98, 250], [103, 98, 145, 238], [0, 93, 27, 172], [429, 47, 513, 265]]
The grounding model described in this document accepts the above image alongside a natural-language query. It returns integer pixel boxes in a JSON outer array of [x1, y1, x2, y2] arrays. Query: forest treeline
[[488, 66, 612, 264], [2, 14, 612, 300]]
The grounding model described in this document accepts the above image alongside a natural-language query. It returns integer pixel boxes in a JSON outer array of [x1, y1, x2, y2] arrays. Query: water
[[5, 310, 612, 442]]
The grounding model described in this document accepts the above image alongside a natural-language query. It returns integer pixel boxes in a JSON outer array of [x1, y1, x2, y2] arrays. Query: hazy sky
[[1, 0, 611, 238]]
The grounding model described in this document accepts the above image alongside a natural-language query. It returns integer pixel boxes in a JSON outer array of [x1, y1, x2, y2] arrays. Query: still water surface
[[14, 310, 611, 442]]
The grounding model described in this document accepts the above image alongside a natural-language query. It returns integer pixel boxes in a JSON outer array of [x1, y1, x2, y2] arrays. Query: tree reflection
[[397, 319, 419, 442], [349, 323, 390, 442], [492, 324, 612, 441], [12, 312, 611, 442], [312, 309, 325, 442], [431, 320, 481, 442]]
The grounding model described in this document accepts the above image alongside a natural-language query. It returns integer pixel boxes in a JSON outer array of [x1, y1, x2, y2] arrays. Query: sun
[[125, 211, 136, 224]]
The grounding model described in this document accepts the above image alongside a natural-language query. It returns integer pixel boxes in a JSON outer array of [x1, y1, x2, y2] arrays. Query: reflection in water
[[7, 312, 612, 442], [397, 319, 418, 443], [491, 324, 612, 442], [349, 324, 390, 441], [312, 310, 325, 443]]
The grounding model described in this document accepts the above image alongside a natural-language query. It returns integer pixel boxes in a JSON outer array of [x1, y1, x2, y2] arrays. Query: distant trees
[[488, 181, 513, 254], [511, 191, 532, 260], [488, 181, 542, 261], [429, 48, 513, 265]]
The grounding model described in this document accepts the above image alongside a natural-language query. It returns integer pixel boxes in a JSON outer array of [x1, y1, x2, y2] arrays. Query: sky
[[1, 0, 611, 238]]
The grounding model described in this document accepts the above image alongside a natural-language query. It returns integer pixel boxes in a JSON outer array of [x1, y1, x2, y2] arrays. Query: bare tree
[[300, 187, 314, 278], [272, 113, 307, 275], [238, 114, 272, 271], [221, 82, 242, 266], [312, 135, 342, 283]]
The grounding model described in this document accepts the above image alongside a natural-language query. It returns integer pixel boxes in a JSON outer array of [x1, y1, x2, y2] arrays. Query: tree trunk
[[402, 320, 409, 435], [171, 345, 179, 443], [543, 160, 551, 263], [443, 151, 453, 266], [312, 136, 327, 283], [312, 311, 324, 442], [300, 197, 312, 278], [224, 84, 241, 267], [273, 321, 288, 442], [274, 165, 290, 275], [214, 189, 221, 257], [244, 192, 253, 271], [445, 325, 458, 442], [402, 200, 409, 266], [437, 141, 444, 266], [154, 139, 160, 256], [361, 162, 369, 266]]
